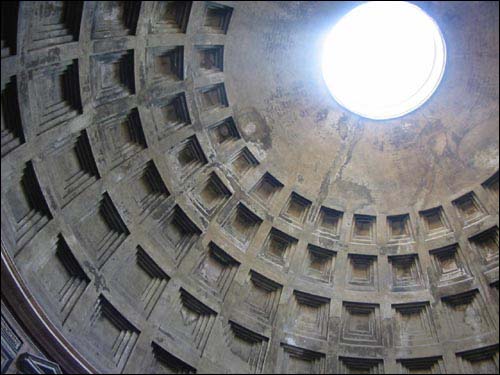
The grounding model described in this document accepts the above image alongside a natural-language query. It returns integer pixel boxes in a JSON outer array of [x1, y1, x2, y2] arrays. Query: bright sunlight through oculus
[[322, 1, 446, 120]]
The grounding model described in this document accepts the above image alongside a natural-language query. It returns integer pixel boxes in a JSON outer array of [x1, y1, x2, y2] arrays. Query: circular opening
[[322, 1, 446, 120]]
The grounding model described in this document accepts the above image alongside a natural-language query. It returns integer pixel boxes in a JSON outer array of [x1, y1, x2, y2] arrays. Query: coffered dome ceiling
[[1, 1, 498, 374], [225, 1, 499, 212]]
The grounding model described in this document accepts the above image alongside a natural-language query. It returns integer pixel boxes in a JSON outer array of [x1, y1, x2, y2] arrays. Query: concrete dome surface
[[1, 1, 498, 374]]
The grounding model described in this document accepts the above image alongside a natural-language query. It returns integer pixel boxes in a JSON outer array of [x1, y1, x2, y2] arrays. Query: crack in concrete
[[315, 115, 367, 211]]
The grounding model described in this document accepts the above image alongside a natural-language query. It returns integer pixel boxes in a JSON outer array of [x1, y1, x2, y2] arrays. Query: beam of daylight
[[322, 1, 446, 120]]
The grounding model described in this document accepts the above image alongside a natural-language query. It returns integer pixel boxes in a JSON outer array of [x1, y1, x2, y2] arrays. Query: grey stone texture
[[1, 1, 499, 374]]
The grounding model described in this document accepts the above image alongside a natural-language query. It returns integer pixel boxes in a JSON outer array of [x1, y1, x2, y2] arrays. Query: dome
[[1, 2, 498, 374]]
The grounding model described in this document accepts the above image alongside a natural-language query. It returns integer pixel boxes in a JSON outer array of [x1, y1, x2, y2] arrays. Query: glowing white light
[[322, 1, 446, 120]]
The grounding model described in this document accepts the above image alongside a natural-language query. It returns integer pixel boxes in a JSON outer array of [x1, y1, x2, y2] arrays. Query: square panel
[[387, 214, 413, 244], [44, 130, 100, 207], [279, 344, 326, 374], [90, 50, 135, 107], [222, 203, 262, 250], [95, 108, 147, 170], [29, 60, 82, 135], [161, 288, 217, 355], [196, 45, 224, 74], [3, 161, 52, 253], [39, 234, 89, 323], [289, 291, 330, 340], [341, 302, 381, 346], [146, 45, 184, 83], [346, 254, 378, 291], [92, 1, 141, 39], [156, 204, 201, 265], [419, 206, 452, 240], [302, 244, 336, 284], [152, 92, 191, 139], [192, 242, 239, 300], [202, 2, 233, 34], [149, 1, 192, 34], [118, 246, 169, 318], [225, 321, 269, 374], [452, 192, 487, 227], [316, 206, 343, 239], [208, 117, 240, 147], [392, 302, 438, 347], [469, 226, 499, 273], [242, 271, 282, 325], [171, 135, 207, 180], [351, 214, 376, 243], [88, 296, 139, 371], [197, 83, 228, 112], [280, 192, 312, 227], [482, 171, 499, 202], [28, 2, 83, 50], [191, 171, 231, 219], [441, 289, 495, 340], [259, 227, 297, 269], [230, 147, 259, 178], [456, 345, 499, 374], [129, 161, 170, 219], [77, 192, 129, 268], [429, 244, 472, 286], [250, 172, 283, 205], [388, 254, 425, 291]]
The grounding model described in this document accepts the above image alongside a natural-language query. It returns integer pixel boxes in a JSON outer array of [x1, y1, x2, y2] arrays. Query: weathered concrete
[[1, 1, 498, 374]]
